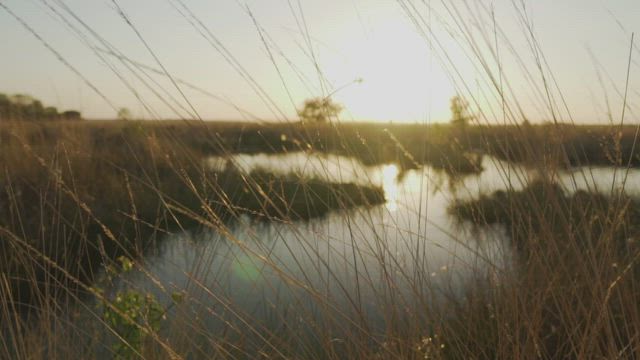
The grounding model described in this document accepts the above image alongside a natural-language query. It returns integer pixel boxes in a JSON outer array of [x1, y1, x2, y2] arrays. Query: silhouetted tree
[[0, 92, 80, 121], [61, 110, 82, 121], [450, 95, 472, 127], [297, 97, 342, 123], [43, 107, 59, 119], [117, 107, 132, 121]]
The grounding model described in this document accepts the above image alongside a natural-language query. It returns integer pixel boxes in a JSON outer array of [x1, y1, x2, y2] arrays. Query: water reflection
[[207, 151, 371, 184], [380, 164, 399, 211], [100, 153, 512, 344], [99, 152, 640, 351]]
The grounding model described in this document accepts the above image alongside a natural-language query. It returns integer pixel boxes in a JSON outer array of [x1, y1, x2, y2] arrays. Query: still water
[[100, 154, 506, 341], [96, 152, 640, 353]]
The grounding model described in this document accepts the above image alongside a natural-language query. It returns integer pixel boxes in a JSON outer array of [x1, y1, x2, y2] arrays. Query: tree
[[0, 92, 79, 121], [43, 107, 59, 120], [61, 110, 82, 121], [297, 97, 342, 123], [450, 95, 472, 127], [117, 107, 132, 121]]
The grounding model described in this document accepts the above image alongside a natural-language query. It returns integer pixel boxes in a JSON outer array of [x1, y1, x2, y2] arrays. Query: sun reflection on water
[[381, 164, 399, 211]]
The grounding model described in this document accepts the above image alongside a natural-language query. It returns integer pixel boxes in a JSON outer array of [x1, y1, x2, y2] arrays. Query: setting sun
[[323, 17, 456, 122]]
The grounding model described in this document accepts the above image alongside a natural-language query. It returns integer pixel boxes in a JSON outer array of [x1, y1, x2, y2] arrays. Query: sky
[[1, 0, 639, 123]]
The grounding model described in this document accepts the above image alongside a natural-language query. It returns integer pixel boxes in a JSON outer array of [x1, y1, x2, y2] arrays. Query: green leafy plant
[[100, 257, 166, 359], [103, 290, 165, 359]]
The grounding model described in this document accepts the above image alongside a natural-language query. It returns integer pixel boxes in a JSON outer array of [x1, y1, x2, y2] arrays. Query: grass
[[0, 121, 385, 314], [3, 0, 640, 358], [447, 181, 640, 357], [3, 119, 640, 358], [233, 168, 384, 220]]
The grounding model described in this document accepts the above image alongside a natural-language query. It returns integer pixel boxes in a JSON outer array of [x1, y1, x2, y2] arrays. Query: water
[[86, 153, 640, 354], [89, 154, 500, 343]]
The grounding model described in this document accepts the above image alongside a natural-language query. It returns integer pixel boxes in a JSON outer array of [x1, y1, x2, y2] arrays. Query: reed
[[2, 1, 640, 359]]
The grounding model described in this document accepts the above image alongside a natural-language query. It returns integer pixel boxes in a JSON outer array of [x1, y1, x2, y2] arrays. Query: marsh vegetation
[[1, 119, 640, 358], [2, 0, 640, 358]]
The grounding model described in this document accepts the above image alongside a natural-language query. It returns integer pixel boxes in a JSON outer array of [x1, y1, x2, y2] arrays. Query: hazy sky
[[1, 0, 639, 123]]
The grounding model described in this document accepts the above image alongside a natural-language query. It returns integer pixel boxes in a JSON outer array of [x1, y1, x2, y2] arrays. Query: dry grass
[[2, 119, 640, 358], [2, 0, 640, 358]]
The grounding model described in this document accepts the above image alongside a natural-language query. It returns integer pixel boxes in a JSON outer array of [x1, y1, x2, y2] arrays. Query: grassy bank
[[3, 120, 640, 358], [447, 181, 640, 358], [5, 120, 640, 172], [0, 121, 384, 312]]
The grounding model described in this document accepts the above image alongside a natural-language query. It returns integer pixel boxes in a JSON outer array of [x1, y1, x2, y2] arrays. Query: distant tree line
[[0, 93, 82, 121]]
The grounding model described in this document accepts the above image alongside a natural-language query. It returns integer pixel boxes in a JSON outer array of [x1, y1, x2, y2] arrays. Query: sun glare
[[325, 17, 456, 122]]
